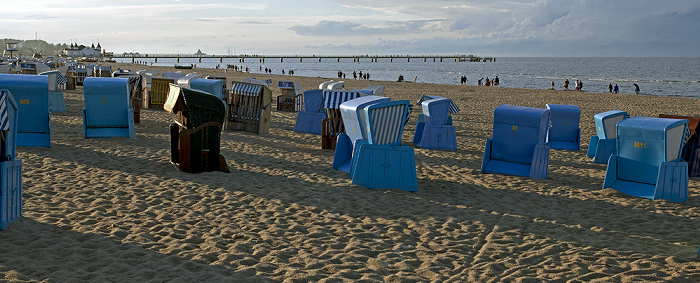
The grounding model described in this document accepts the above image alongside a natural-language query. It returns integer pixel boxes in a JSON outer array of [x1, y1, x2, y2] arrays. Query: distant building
[[194, 49, 206, 56], [62, 42, 102, 57]]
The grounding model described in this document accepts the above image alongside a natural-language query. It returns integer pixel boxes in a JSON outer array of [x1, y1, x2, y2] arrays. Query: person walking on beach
[[613, 84, 619, 94], [494, 76, 499, 86], [633, 83, 640, 95], [478, 78, 483, 86], [609, 83, 613, 93], [564, 79, 569, 90], [551, 81, 555, 89]]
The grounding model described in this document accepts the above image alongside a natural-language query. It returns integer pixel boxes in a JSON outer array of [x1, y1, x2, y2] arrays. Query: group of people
[[552, 79, 640, 95], [335, 70, 370, 80], [459, 75, 499, 86]]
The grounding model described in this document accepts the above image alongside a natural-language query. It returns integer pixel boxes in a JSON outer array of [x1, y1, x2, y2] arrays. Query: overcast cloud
[[1, 0, 698, 56]]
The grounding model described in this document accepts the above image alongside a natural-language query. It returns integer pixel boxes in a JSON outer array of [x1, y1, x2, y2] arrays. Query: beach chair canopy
[[162, 72, 185, 80], [231, 82, 264, 96], [595, 110, 628, 139], [83, 77, 131, 127], [362, 100, 410, 145], [546, 104, 581, 150], [326, 81, 344, 90], [339, 96, 391, 146], [323, 90, 363, 110], [189, 78, 224, 101], [319, 80, 334, 89], [491, 105, 550, 164], [303, 89, 324, 112], [39, 70, 68, 91], [360, 85, 385, 96], [279, 81, 303, 95], [0, 74, 50, 134], [417, 95, 460, 114]]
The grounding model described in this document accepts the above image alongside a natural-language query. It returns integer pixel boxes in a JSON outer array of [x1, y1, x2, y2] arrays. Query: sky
[[2, 0, 699, 57]]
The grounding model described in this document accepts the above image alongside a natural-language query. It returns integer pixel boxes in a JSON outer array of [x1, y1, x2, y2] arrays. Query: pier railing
[[108, 54, 494, 63]]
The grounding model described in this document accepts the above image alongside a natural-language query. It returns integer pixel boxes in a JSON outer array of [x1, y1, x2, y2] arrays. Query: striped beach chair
[[603, 117, 689, 202], [481, 105, 551, 179], [277, 81, 303, 112], [413, 95, 460, 150], [39, 71, 67, 112], [344, 100, 418, 191], [82, 77, 135, 138], [226, 81, 272, 134], [321, 90, 362, 149], [546, 104, 581, 150], [0, 74, 52, 147], [586, 110, 628, 164], [0, 89, 23, 230]]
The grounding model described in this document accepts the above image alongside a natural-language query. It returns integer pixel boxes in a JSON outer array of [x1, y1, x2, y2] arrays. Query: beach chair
[[189, 78, 224, 101], [481, 105, 551, 179], [73, 65, 88, 86], [546, 104, 581, 150], [277, 81, 303, 112], [321, 90, 363, 149], [293, 89, 327, 135], [0, 89, 22, 230], [177, 74, 202, 88], [148, 77, 175, 109], [112, 72, 143, 124], [659, 114, 700, 177], [603, 117, 689, 202], [0, 74, 51, 147], [162, 72, 185, 81], [359, 85, 385, 96], [586, 110, 628, 164], [336, 100, 417, 191], [319, 80, 334, 89], [205, 76, 228, 101], [39, 70, 67, 112], [82, 77, 135, 138], [326, 81, 344, 90], [332, 96, 390, 172], [412, 95, 460, 150], [226, 81, 272, 134], [164, 85, 229, 173]]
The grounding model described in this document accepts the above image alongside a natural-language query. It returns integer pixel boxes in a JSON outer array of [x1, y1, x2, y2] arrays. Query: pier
[[109, 54, 495, 63]]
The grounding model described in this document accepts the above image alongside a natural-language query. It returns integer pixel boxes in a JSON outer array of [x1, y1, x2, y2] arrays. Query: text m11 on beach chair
[[603, 117, 689, 202], [293, 89, 326, 135], [164, 85, 229, 173], [481, 105, 551, 179], [412, 95, 460, 150], [82, 77, 135, 138], [546, 104, 580, 150], [586, 110, 628, 164], [0, 74, 51, 147], [335, 100, 418, 192], [0, 89, 23, 230], [659, 114, 700, 177]]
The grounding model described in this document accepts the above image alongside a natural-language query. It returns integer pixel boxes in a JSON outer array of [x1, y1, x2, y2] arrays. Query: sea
[[117, 57, 700, 98]]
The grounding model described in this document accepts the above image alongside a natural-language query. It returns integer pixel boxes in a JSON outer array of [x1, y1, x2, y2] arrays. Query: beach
[[2, 62, 699, 282]]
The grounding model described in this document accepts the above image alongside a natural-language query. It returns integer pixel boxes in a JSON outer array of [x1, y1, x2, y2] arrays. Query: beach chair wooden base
[[322, 117, 343, 150], [170, 122, 229, 174]]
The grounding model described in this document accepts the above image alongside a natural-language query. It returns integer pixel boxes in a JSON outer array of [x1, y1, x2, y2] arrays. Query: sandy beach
[[2, 62, 699, 282]]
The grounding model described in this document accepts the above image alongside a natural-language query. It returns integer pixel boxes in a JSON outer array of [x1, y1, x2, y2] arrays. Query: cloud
[[289, 20, 438, 36]]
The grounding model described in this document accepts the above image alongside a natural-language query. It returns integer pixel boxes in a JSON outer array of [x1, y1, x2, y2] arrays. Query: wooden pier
[[109, 54, 495, 63]]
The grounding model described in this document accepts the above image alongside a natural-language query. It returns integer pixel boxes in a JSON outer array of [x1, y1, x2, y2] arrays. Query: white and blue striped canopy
[[56, 72, 68, 85], [366, 101, 409, 145], [231, 82, 264, 96], [416, 95, 460, 113], [323, 90, 362, 109], [0, 90, 10, 131]]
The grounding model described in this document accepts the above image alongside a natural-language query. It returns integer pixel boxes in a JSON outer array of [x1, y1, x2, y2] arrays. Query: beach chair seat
[[481, 105, 550, 179], [164, 85, 229, 173], [413, 96, 460, 150], [0, 89, 22, 230], [587, 110, 628, 164], [277, 81, 303, 112], [321, 90, 363, 149], [226, 82, 272, 134], [546, 104, 581, 150], [343, 100, 417, 191], [39, 71, 67, 112], [0, 74, 52, 147], [659, 114, 700, 177], [82, 77, 135, 138], [603, 117, 689, 202], [332, 96, 391, 172], [294, 89, 327, 135]]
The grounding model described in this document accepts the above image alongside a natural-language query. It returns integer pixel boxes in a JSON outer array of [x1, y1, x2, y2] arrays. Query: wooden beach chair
[[293, 89, 326, 135], [0, 89, 22, 230], [321, 90, 363, 149], [659, 114, 700, 177], [148, 78, 175, 109], [412, 95, 459, 150], [0, 74, 52, 147], [586, 110, 628, 164], [545, 104, 581, 150], [603, 117, 689, 202], [82, 77, 135, 138], [481, 105, 551, 179], [277, 81, 303, 112], [226, 81, 272, 134], [164, 85, 229, 173]]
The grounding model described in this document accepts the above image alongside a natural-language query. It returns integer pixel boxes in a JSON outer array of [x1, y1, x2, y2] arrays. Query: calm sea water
[[118, 57, 700, 98]]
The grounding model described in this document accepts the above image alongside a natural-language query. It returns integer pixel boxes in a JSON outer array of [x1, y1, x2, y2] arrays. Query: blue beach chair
[[0, 74, 51, 147], [337, 100, 417, 191], [412, 95, 460, 150], [293, 89, 327, 135], [586, 110, 628, 164], [546, 104, 581, 150], [603, 117, 689, 202], [0, 89, 23, 230], [82, 77, 135, 138], [189, 78, 224, 101], [481, 105, 551, 179], [332, 96, 391, 172], [39, 70, 67, 112]]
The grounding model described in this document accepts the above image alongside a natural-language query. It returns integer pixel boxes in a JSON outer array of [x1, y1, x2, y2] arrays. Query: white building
[[62, 42, 102, 57]]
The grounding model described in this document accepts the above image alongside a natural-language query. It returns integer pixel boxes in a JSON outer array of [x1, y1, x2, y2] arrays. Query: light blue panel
[[350, 143, 418, 192], [594, 110, 627, 139], [48, 91, 66, 112], [303, 89, 324, 112], [418, 124, 457, 150], [490, 105, 550, 165], [189, 78, 224, 101], [339, 96, 390, 146], [546, 104, 580, 148], [0, 158, 22, 230], [422, 98, 451, 125], [294, 111, 326, 135], [363, 100, 409, 146], [0, 74, 50, 134], [592, 138, 617, 164], [616, 117, 688, 165], [83, 77, 131, 128]]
